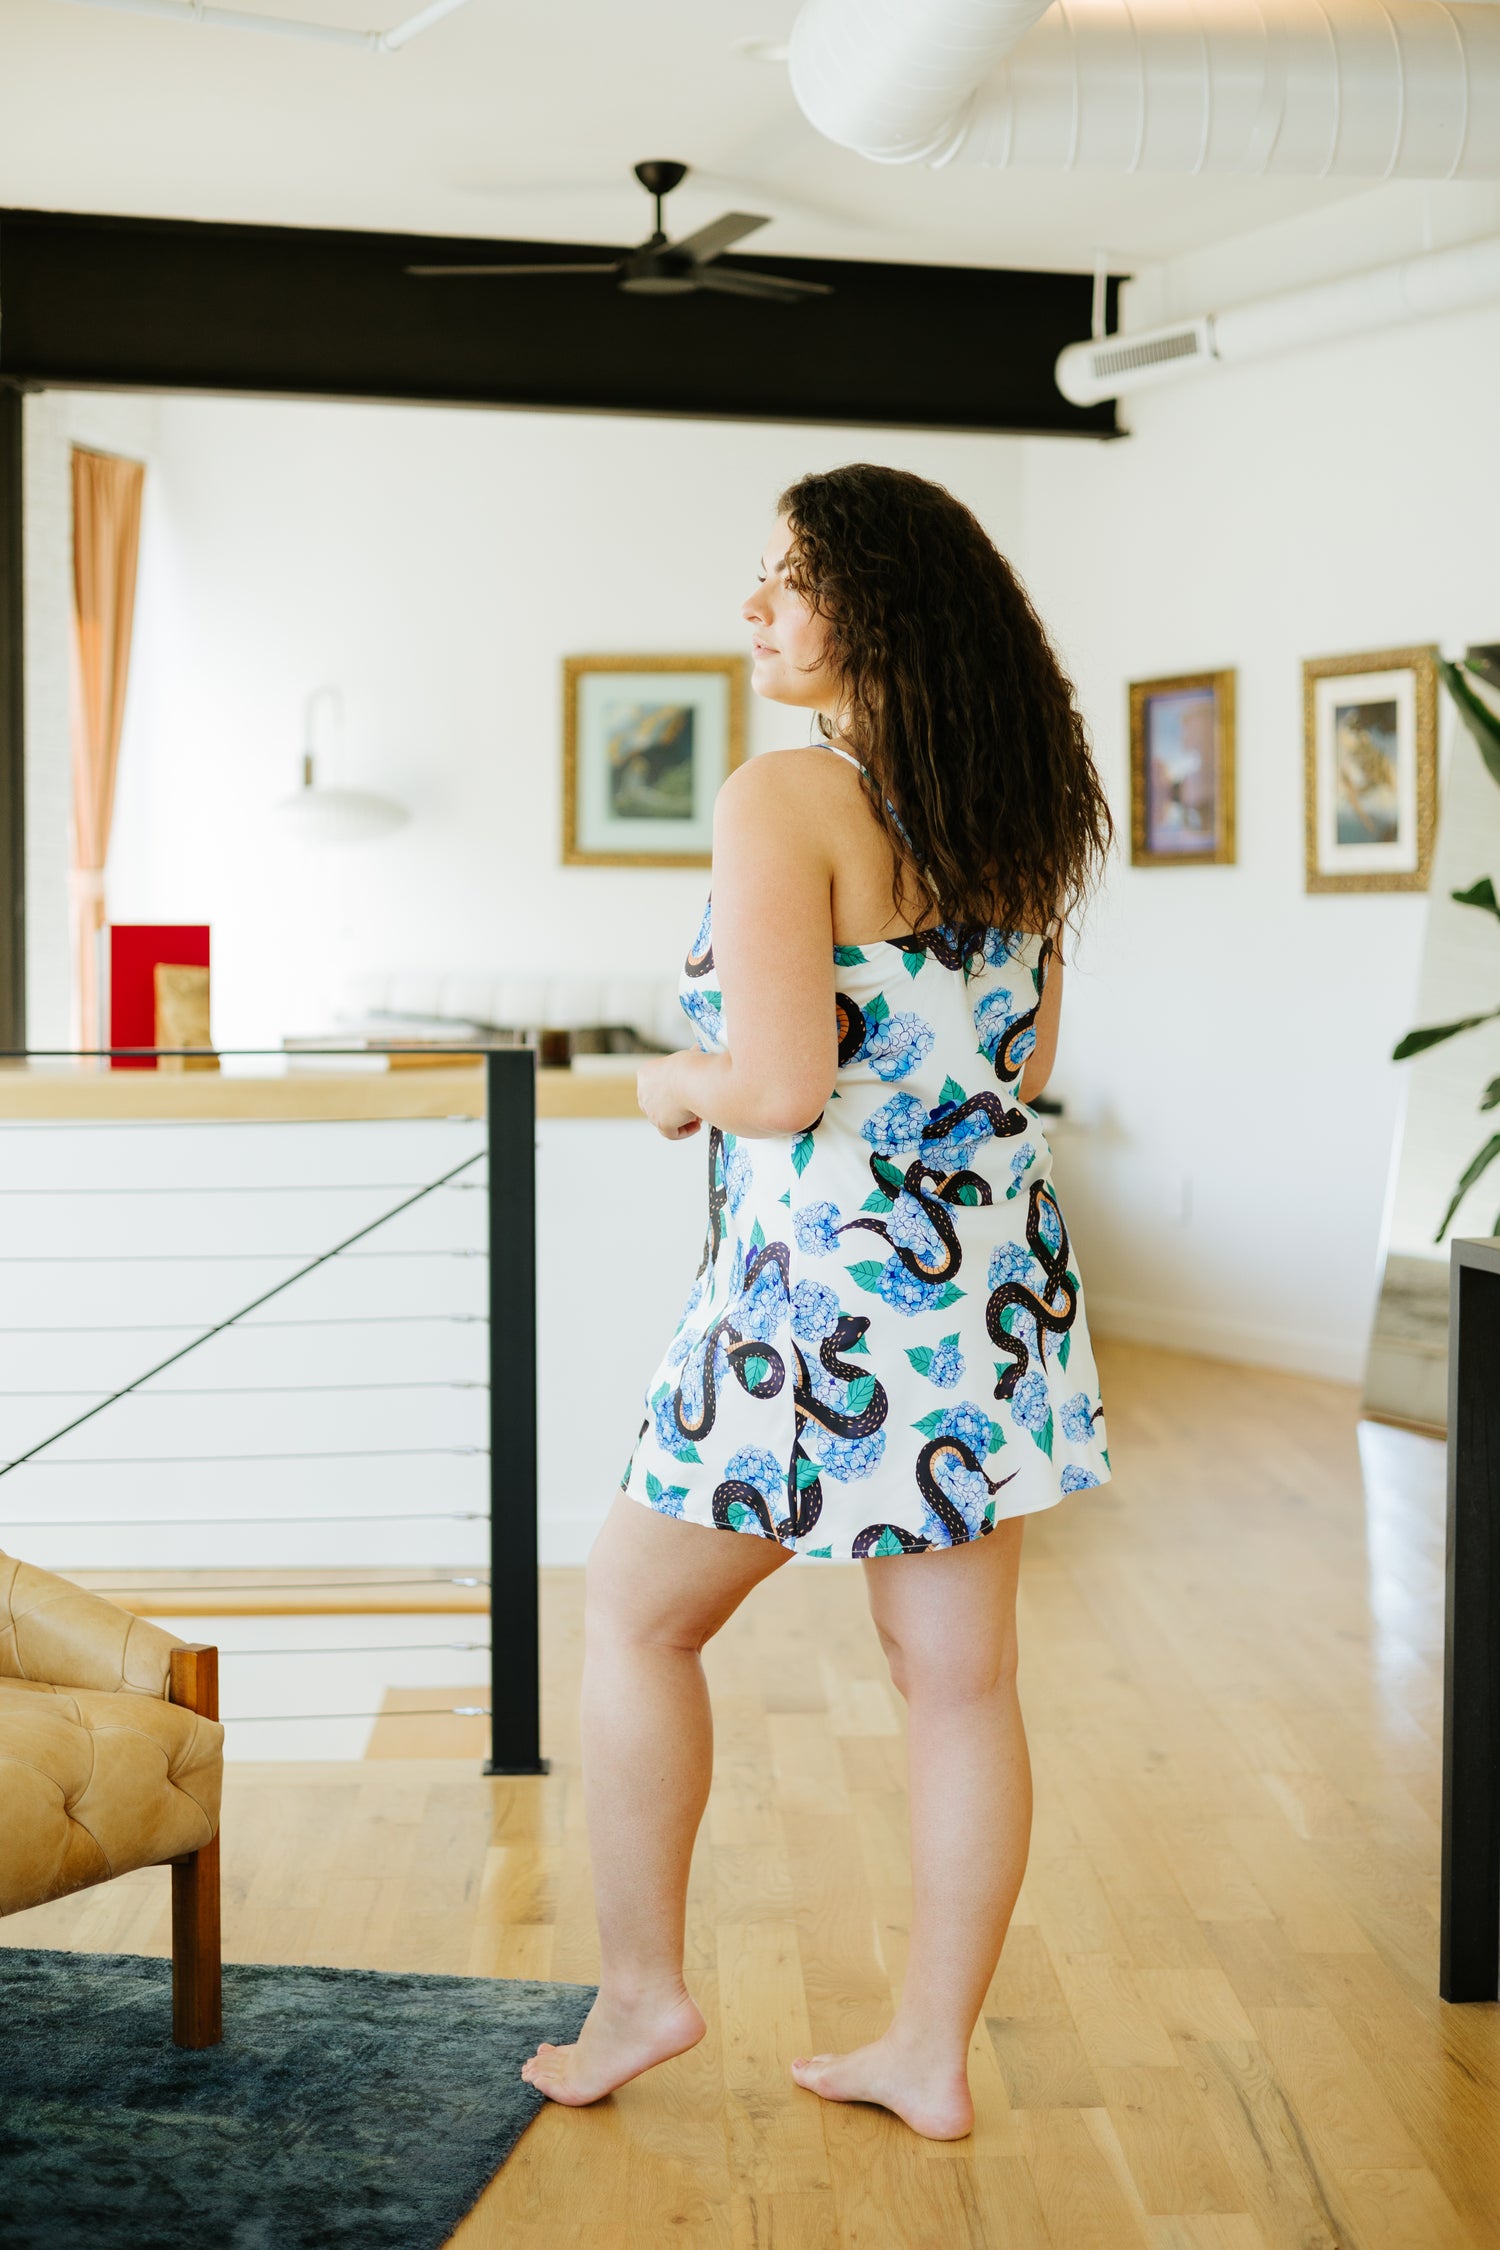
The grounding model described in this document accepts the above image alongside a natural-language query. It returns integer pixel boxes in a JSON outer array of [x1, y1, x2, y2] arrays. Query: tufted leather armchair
[[0, 1549, 224, 2046]]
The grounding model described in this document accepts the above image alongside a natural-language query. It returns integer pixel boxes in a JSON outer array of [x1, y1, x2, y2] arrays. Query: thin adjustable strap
[[823, 740, 930, 887]]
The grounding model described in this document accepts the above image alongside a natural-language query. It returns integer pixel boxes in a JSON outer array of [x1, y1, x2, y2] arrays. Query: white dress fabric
[[622, 885, 1112, 1560]]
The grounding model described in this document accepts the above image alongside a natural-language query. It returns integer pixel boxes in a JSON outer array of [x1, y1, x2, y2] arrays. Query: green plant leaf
[[646, 1470, 662, 1503], [861, 1189, 895, 1213], [900, 949, 926, 978], [791, 1133, 815, 1176], [743, 1354, 770, 1390], [749, 1218, 766, 1251], [871, 1527, 904, 1556], [795, 1455, 821, 1490], [906, 1345, 934, 1376], [833, 945, 867, 966], [676, 1443, 702, 1464], [940, 1074, 967, 1106], [952, 1183, 982, 1205], [866, 991, 890, 1025], [987, 1422, 1006, 1454], [846, 1372, 877, 1415], [847, 1259, 887, 1293], [1435, 1132, 1500, 1242], [807, 1544, 833, 1559], [1032, 1411, 1054, 1460], [931, 1283, 965, 1309], [1440, 657, 1500, 790], [1452, 876, 1500, 924], [844, 1330, 870, 1355], [912, 1409, 946, 1437], [983, 1500, 996, 1529], [1394, 1009, 1500, 1062], [779, 1189, 791, 1205], [873, 1154, 905, 1193], [1058, 1332, 1072, 1371]]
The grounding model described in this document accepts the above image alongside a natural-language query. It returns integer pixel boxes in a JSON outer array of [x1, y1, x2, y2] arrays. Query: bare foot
[[520, 1986, 706, 2106], [790, 2033, 974, 2140]]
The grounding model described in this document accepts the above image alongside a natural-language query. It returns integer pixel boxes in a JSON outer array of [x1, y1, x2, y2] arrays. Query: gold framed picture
[[562, 653, 748, 868], [1128, 670, 1236, 866], [1303, 646, 1437, 894]]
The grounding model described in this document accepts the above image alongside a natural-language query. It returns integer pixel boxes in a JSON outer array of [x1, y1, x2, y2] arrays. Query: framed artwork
[[1129, 670, 1236, 865], [1303, 645, 1437, 893], [562, 654, 748, 867]]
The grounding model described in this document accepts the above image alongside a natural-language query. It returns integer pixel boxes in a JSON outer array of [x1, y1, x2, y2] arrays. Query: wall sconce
[[276, 686, 408, 845]]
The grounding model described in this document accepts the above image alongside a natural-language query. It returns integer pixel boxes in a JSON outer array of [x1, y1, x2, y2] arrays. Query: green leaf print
[[912, 1409, 946, 1438], [899, 949, 925, 979], [987, 1423, 1007, 1455], [1101, 1448, 1111, 1469], [807, 1545, 833, 1559], [833, 945, 868, 966], [872, 1154, 905, 1193], [1058, 1332, 1071, 1371], [676, 1443, 702, 1465], [983, 1500, 996, 1529], [749, 1219, 766, 1252], [791, 1133, 816, 1176], [865, 991, 891, 1025], [848, 1260, 887, 1294], [646, 1470, 662, 1503], [779, 1190, 791, 1205], [702, 991, 723, 1010], [743, 1355, 770, 1391], [861, 1189, 895, 1214], [1032, 1412, 1054, 1460], [727, 1499, 755, 1532], [952, 1183, 982, 1205], [844, 1330, 870, 1355], [940, 1075, 967, 1107], [905, 1346, 934, 1376], [845, 1373, 877, 1416], [1066, 1269, 1079, 1294], [795, 1456, 821, 1490], [930, 1283, 964, 1310], [872, 1527, 905, 1556]]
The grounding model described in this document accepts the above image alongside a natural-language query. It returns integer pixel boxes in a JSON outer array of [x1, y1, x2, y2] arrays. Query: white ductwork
[[1055, 230, 1500, 400], [788, 0, 1500, 179]]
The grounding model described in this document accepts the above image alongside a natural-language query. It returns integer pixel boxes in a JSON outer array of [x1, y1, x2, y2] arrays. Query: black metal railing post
[[483, 1048, 547, 1775], [1440, 1234, 1500, 2000]]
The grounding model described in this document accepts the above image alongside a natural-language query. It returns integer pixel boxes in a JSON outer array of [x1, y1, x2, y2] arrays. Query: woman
[[522, 464, 1115, 2140]]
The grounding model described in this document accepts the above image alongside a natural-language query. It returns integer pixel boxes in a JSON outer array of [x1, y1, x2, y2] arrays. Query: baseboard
[[1085, 1292, 1365, 1386]]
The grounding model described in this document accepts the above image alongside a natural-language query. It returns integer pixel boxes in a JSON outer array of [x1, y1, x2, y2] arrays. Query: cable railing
[[0, 1047, 541, 1770]]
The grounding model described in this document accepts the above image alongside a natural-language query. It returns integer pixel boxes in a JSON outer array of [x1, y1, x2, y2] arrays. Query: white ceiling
[[0, 0, 1407, 276]]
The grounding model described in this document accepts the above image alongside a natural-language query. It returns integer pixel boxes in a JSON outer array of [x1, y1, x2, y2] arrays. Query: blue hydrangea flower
[[860, 1093, 929, 1155], [687, 895, 712, 963], [1059, 1391, 1097, 1445], [724, 1445, 784, 1501], [679, 987, 724, 1050], [1011, 1026, 1037, 1065], [790, 1278, 840, 1342], [974, 988, 1022, 1061], [650, 1385, 687, 1453], [804, 1428, 886, 1481], [1036, 1194, 1064, 1255], [927, 1336, 965, 1388], [989, 1241, 1040, 1290], [1060, 1465, 1100, 1492], [983, 929, 1020, 965], [885, 1190, 945, 1266], [936, 1399, 995, 1455], [932, 1448, 992, 1531], [864, 1011, 935, 1083], [724, 1138, 753, 1213], [734, 1257, 788, 1343], [925, 1104, 994, 1164], [1009, 1371, 1050, 1431], [877, 1257, 945, 1318], [1008, 1145, 1037, 1192], [794, 1200, 843, 1257]]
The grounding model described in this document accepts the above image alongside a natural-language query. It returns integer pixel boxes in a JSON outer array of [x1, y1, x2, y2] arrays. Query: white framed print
[[1303, 646, 1437, 894], [562, 654, 748, 868]]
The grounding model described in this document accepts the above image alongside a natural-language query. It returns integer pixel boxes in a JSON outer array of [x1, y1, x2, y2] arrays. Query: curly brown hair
[[777, 463, 1114, 952]]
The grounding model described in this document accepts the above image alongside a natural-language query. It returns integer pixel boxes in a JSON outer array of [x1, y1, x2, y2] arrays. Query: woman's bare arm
[[637, 754, 839, 1139]]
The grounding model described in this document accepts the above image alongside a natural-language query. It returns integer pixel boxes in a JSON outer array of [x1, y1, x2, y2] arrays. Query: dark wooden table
[[1442, 1235, 1500, 2000]]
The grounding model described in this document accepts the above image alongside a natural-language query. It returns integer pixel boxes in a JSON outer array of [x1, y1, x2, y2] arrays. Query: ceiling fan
[[407, 160, 833, 303]]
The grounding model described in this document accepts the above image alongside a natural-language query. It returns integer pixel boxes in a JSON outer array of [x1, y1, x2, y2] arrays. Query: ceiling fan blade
[[406, 261, 622, 278], [672, 211, 771, 266], [692, 266, 834, 302]]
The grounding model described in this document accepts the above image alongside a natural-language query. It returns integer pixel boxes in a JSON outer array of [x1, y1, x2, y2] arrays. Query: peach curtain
[[70, 446, 146, 1051]]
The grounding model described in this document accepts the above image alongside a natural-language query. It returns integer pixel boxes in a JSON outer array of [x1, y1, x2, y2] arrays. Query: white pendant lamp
[[277, 686, 408, 845]]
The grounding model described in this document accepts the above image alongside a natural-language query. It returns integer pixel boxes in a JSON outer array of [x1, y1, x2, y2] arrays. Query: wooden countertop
[[0, 1062, 643, 1122]]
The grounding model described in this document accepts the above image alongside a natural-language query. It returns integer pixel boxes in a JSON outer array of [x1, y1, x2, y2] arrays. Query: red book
[[109, 925, 210, 1070]]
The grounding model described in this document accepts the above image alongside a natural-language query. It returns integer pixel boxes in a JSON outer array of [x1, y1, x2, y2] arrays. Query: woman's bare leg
[[521, 1491, 792, 2104], [791, 1516, 1031, 2139]]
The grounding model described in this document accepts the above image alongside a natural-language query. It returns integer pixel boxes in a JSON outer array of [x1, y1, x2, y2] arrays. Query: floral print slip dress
[[622, 893, 1112, 1559]]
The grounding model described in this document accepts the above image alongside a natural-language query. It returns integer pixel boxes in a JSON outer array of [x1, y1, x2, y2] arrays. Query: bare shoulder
[[716, 747, 853, 829]]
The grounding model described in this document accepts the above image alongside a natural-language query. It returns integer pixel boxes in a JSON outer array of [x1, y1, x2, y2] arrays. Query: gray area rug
[[0, 1947, 596, 2250]]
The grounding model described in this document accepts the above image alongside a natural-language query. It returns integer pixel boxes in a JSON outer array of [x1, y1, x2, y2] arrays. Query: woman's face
[[742, 516, 842, 714]]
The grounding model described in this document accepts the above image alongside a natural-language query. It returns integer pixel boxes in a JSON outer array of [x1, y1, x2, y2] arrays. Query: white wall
[[1018, 289, 1500, 1381]]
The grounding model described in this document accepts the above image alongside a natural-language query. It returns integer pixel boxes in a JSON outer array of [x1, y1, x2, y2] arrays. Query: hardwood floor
[[7, 1339, 1498, 2248]]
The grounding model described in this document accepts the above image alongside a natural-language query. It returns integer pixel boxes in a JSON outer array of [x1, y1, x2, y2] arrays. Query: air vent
[[1054, 317, 1217, 407]]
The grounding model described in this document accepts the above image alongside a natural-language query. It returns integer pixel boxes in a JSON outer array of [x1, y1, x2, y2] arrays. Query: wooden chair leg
[[169, 1642, 223, 2049], [172, 1834, 222, 2048]]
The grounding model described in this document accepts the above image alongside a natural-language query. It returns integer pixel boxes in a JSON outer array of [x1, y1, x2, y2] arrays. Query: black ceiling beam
[[0, 207, 1119, 439]]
